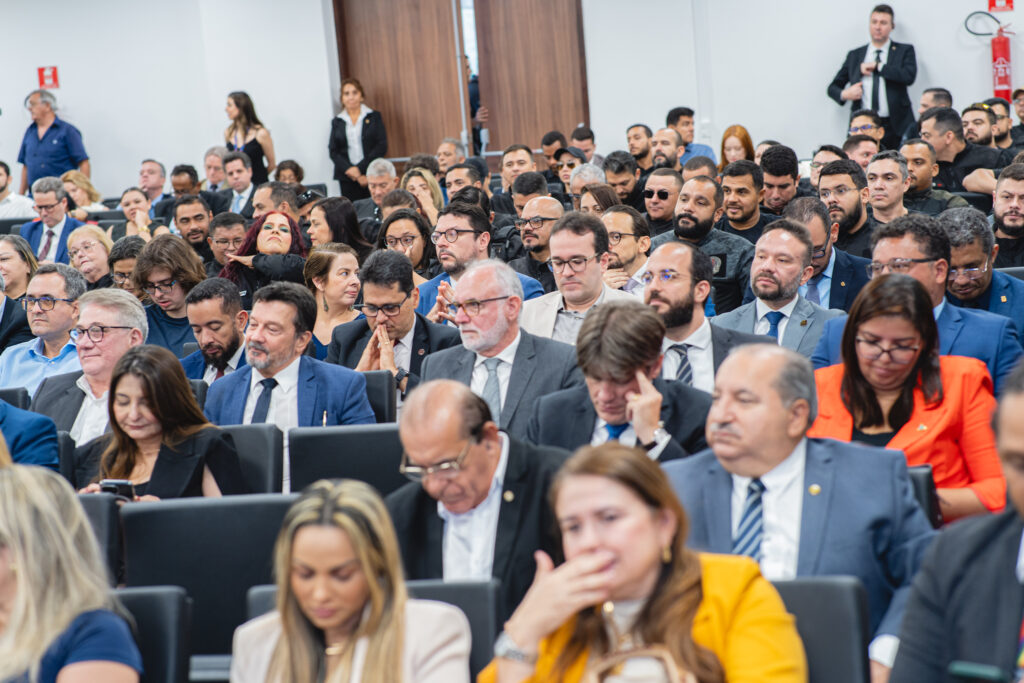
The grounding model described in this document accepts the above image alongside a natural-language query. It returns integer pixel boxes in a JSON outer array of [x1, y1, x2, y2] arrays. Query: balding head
[[518, 196, 563, 254], [523, 196, 564, 218]]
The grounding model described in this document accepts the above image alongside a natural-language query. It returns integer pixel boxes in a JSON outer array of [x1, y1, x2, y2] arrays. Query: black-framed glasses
[[513, 216, 558, 230], [547, 254, 600, 273], [447, 296, 510, 317], [811, 235, 832, 260], [854, 337, 920, 364], [643, 189, 671, 200], [21, 296, 74, 311], [399, 440, 472, 482], [866, 258, 935, 277], [33, 202, 60, 212], [384, 234, 418, 248], [70, 325, 133, 343], [111, 272, 133, 285], [142, 279, 179, 295], [948, 260, 989, 281], [355, 292, 410, 317], [848, 124, 877, 134], [607, 231, 637, 245], [430, 228, 477, 244]]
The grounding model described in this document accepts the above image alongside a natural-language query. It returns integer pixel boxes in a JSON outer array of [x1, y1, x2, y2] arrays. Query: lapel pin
[[917, 423, 927, 431], [840, 281, 846, 287], [418, 348, 425, 356], [503, 490, 515, 503], [808, 484, 821, 495], [800, 319, 808, 326], [1002, 295, 1008, 303]]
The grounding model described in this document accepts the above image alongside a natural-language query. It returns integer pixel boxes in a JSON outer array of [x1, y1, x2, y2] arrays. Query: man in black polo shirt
[[900, 139, 969, 215], [603, 151, 646, 212], [993, 164, 1024, 268], [817, 159, 878, 258], [715, 160, 780, 244], [920, 106, 1010, 193]]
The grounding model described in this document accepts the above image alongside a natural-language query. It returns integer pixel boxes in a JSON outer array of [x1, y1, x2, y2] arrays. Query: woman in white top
[[329, 78, 388, 202], [62, 170, 108, 220], [231, 479, 471, 683]]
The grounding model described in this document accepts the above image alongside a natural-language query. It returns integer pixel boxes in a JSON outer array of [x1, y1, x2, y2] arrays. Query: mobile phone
[[99, 479, 136, 500], [948, 661, 1011, 682]]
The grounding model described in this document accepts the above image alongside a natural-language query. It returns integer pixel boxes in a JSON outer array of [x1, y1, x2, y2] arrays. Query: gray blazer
[[420, 330, 582, 440], [30, 370, 86, 433], [709, 295, 843, 357]]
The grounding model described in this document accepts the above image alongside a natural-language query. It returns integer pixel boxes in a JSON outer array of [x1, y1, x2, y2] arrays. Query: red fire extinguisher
[[966, 11, 1015, 99]]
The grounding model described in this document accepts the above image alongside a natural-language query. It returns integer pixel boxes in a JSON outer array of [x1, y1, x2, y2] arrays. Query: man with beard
[[984, 97, 1021, 153], [866, 150, 910, 225], [711, 220, 843, 357], [806, 145, 847, 192], [182, 278, 249, 384], [645, 241, 769, 393], [921, 106, 1009, 193], [172, 195, 215, 263], [900, 139, 969, 215], [508, 196, 562, 293], [818, 158, 878, 258], [417, 202, 543, 322], [626, 123, 654, 175], [602, 151, 646, 212], [601, 205, 651, 296], [993, 164, 1024, 268], [650, 175, 755, 314], [650, 128, 683, 173], [961, 103, 997, 151], [642, 168, 683, 236], [717, 160, 781, 244], [0, 161, 36, 218], [420, 259, 582, 440]]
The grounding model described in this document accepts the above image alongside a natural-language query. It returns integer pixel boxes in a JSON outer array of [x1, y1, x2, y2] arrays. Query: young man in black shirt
[[920, 106, 1010, 193], [817, 159, 878, 258], [993, 164, 1024, 268]]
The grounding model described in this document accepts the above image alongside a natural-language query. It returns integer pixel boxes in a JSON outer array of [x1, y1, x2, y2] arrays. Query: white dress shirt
[[590, 417, 670, 460], [438, 432, 510, 581], [0, 192, 36, 219], [231, 185, 252, 214], [244, 355, 301, 491], [622, 260, 649, 298], [341, 104, 374, 166], [753, 297, 799, 343], [661, 319, 715, 394], [860, 39, 891, 118], [392, 323, 416, 410], [470, 331, 521, 412], [69, 374, 109, 446], [39, 215, 68, 262], [201, 344, 245, 386]]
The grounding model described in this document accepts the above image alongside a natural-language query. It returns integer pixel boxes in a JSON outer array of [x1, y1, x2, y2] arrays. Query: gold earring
[[661, 546, 671, 564]]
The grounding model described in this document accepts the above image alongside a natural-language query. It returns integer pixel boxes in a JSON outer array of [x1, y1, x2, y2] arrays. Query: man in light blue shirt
[[668, 106, 718, 165], [0, 263, 84, 396]]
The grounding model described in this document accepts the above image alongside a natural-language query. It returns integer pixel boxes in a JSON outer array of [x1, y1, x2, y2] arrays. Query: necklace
[[325, 643, 345, 656]]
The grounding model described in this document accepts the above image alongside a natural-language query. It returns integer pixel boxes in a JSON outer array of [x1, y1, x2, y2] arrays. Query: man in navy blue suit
[[182, 278, 248, 384], [664, 344, 935, 679], [20, 176, 84, 264], [0, 399, 58, 467], [811, 213, 1023, 394]]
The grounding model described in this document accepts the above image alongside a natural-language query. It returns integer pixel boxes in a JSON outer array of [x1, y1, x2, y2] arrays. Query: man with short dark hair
[[539, 130, 567, 184], [491, 144, 537, 216], [650, 128, 683, 173], [759, 145, 805, 215], [223, 151, 256, 218], [984, 97, 1020, 152], [444, 162, 483, 196], [602, 150, 645, 211], [172, 195, 215, 263], [867, 150, 910, 225], [108, 236, 147, 298], [849, 108, 886, 144], [183, 277, 249, 383], [920, 107, 1008, 193], [133, 234, 206, 357], [507, 197, 562, 293], [818, 159, 878, 258], [993, 163, 1024, 268], [510, 172, 549, 217], [962, 103, 997, 148], [806, 144, 848, 192], [681, 156, 718, 183], [17, 89, 89, 194], [843, 134, 880, 171], [20, 176, 84, 264], [666, 107, 716, 164], [570, 126, 603, 167], [900, 139, 969, 215], [643, 168, 684, 236], [252, 181, 299, 221], [206, 212, 247, 278], [626, 123, 654, 173], [153, 164, 229, 221], [601, 205, 651, 296], [717, 160, 780, 244]]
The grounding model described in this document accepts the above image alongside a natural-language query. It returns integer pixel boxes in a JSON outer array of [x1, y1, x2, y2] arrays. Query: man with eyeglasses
[[519, 212, 635, 344], [601, 205, 651, 296], [899, 139, 970, 216], [19, 176, 84, 265], [507, 197, 562, 293], [716, 161, 780, 245], [818, 159, 878, 258], [108, 235, 147, 300], [642, 168, 684, 237], [133, 234, 206, 358], [848, 109, 886, 146], [205, 212, 247, 279], [983, 97, 1021, 154], [812, 213, 1023, 395], [30, 288, 146, 446], [867, 151, 910, 225], [0, 264, 84, 396], [806, 145, 847, 191], [388, 379, 570, 621], [326, 250, 459, 405]]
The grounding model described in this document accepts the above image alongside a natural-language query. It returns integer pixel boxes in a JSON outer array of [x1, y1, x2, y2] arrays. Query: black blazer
[[386, 437, 570, 621], [73, 427, 249, 497], [829, 248, 871, 312], [30, 370, 86, 433], [708, 325, 775, 375], [0, 296, 33, 354], [152, 189, 231, 222], [324, 313, 460, 391], [890, 510, 1024, 681], [526, 378, 711, 461], [827, 40, 917, 137], [329, 111, 388, 180]]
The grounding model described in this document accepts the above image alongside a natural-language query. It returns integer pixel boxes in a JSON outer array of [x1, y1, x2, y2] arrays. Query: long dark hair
[[840, 274, 943, 431], [99, 345, 211, 480], [375, 208, 436, 272], [219, 211, 308, 285], [227, 91, 264, 134], [310, 197, 373, 262]]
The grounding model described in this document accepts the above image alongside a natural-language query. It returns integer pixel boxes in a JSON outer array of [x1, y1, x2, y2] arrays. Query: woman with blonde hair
[[0, 235, 38, 300], [62, 170, 107, 220], [303, 243, 363, 360], [67, 224, 114, 289], [0, 465, 142, 682], [400, 168, 443, 227], [231, 478, 471, 682]]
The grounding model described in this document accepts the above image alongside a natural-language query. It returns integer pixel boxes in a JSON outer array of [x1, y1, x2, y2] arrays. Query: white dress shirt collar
[[250, 354, 301, 393], [755, 295, 799, 321], [474, 330, 521, 368]]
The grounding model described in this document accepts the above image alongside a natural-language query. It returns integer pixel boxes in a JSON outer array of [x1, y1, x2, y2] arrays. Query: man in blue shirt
[[668, 106, 717, 165], [17, 90, 89, 195]]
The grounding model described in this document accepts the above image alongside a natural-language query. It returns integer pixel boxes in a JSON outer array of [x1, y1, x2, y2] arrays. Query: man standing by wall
[[17, 90, 89, 196]]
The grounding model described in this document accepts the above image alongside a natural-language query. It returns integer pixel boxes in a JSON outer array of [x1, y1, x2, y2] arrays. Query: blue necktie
[[764, 311, 784, 341], [804, 274, 822, 305], [250, 378, 278, 424], [732, 479, 766, 560], [232, 193, 243, 213], [605, 422, 629, 442]]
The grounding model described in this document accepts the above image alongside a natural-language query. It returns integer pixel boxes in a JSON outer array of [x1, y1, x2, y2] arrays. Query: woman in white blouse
[[329, 78, 388, 202], [231, 479, 471, 683]]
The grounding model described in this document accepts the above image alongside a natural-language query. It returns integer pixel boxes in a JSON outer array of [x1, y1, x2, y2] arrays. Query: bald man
[[507, 196, 564, 293], [386, 379, 570, 621]]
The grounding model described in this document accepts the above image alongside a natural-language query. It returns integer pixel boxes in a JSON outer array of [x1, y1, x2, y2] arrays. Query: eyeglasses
[[643, 189, 671, 200], [809, 161, 826, 170], [866, 258, 935, 277], [70, 325, 133, 343], [68, 241, 100, 260], [21, 296, 74, 311], [297, 189, 324, 206], [142, 279, 179, 295], [607, 231, 637, 245], [111, 272, 133, 285], [640, 269, 684, 285], [33, 202, 60, 212], [355, 292, 410, 317], [854, 337, 920, 364], [819, 186, 854, 201], [547, 254, 600, 273], [513, 216, 558, 230], [430, 228, 477, 244], [447, 295, 510, 317], [554, 161, 579, 171], [400, 440, 472, 482], [384, 234, 418, 248], [948, 261, 989, 281], [212, 237, 245, 248], [811, 236, 831, 260], [848, 124, 877, 134]]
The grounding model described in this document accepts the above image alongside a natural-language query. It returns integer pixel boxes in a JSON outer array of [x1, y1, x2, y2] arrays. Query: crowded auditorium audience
[[8, 3, 1024, 680]]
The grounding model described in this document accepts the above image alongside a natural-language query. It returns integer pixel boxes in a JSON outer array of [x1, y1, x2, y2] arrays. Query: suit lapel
[[709, 325, 728, 374], [831, 252, 850, 310], [501, 333, 536, 427], [703, 461, 734, 554], [408, 315, 431, 376], [491, 443, 526, 581], [796, 441, 835, 575], [937, 302, 960, 355], [420, 494, 445, 577], [230, 367, 254, 424], [571, 389, 597, 446], [782, 298, 812, 352], [296, 357, 318, 426]]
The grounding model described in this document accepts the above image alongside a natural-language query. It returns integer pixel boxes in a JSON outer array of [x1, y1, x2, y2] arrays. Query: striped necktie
[[732, 479, 766, 560]]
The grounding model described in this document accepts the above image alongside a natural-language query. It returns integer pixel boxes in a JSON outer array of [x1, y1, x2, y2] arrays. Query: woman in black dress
[[219, 211, 308, 309], [329, 78, 387, 201], [225, 91, 276, 186]]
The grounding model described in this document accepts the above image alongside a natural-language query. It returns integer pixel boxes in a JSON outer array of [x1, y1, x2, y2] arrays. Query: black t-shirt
[[508, 253, 557, 293], [714, 212, 781, 245], [995, 235, 1024, 268], [835, 214, 880, 259], [934, 142, 1008, 193], [644, 213, 676, 237]]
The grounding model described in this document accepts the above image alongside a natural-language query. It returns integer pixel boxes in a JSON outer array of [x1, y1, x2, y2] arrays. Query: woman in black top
[[77, 345, 247, 499], [225, 91, 276, 186], [329, 78, 387, 201], [219, 211, 308, 309]]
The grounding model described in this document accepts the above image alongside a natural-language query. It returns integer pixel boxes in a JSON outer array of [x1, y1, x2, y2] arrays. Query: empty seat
[[189, 379, 208, 411], [57, 430, 76, 486], [182, 342, 199, 356], [0, 386, 30, 409], [288, 424, 406, 495], [0, 217, 30, 235], [219, 424, 283, 493], [908, 464, 942, 528], [100, 197, 121, 209], [79, 492, 121, 585], [363, 369, 397, 422], [116, 586, 192, 683]]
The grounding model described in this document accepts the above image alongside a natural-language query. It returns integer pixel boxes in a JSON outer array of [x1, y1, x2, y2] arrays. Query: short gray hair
[[366, 158, 396, 178], [77, 288, 148, 339], [441, 137, 467, 159], [30, 176, 66, 202], [24, 89, 56, 111], [141, 159, 166, 178], [463, 259, 524, 317], [732, 344, 818, 425], [570, 163, 606, 186], [204, 145, 229, 161], [32, 263, 86, 300], [868, 150, 908, 183], [938, 206, 995, 253]]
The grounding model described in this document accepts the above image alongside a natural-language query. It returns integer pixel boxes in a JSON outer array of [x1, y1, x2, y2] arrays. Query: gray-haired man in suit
[[711, 218, 843, 357]]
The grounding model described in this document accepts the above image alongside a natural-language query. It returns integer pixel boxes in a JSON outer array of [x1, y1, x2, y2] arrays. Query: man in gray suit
[[663, 344, 935, 678], [711, 218, 843, 357], [420, 259, 581, 440]]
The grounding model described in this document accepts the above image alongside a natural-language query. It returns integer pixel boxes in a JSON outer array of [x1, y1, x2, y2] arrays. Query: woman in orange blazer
[[808, 275, 1003, 520], [479, 443, 806, 683]]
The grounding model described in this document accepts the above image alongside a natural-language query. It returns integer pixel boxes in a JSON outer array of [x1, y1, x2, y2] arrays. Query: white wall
[[582, 0, 1024, 159], [0, 0, 340, 197]]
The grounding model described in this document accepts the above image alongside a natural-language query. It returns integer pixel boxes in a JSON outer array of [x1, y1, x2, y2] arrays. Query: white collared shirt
[[590, 417, 670, 460], [860, 39, 891, 117], [244, 355, 301, 491], [438, 433, 510, 581], [39, 215, 68, 262], [0, 192, 36, 219], [661, 319, 715, 393], [799, 249, 835, 307], [470, 331, 521, 414], [393, 323, 416, 409], [69, 374, 109, 446], [341, 104, 374, 166], [231, 185, 252, 214], [202, 344, 245, 386], [754, 297, 799, 343], [622, 260, 649, 298]]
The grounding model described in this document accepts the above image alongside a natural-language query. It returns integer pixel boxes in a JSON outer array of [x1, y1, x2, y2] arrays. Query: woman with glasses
[[307, 197, 373, 262], [0, 235, 38, 300], [375, 208, 437, 284], [67, 225, 113, 290], [400, 168, 443, 227], [577, 183, 619, 216], [77, 345, 247, 500], [303, 243, 363, 360], [808, 274, 1003, 521], [220, 211, 308, 310], [231, 478, 470, 683]]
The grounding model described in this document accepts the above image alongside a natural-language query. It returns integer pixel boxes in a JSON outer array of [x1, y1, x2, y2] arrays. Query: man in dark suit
[[527, 300, 710, 461], [21, 176, 85, 264], [0, 287, 33, 354], [420, 259, 582, 439], [152, 164, 230, 222], [0, 399, 58, 466], [890, 364, 1024, 681], [182, 278, 248, 384], [666, 344, 935, 678], [387, 380, 570, 621], [646, 241, 771, 393], [828, 4, 916, 149], [326, 250, 459, 401], [222, 151, 256, 219]]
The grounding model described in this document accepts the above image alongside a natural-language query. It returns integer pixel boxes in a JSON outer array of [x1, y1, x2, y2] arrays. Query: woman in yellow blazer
[[479, 443, 806, 683]]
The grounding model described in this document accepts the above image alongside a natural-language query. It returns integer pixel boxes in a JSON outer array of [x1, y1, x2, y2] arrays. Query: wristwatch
[[494, 630, 537, 664], [393, 367, 409, 385], [640, 421, 670, 451]]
